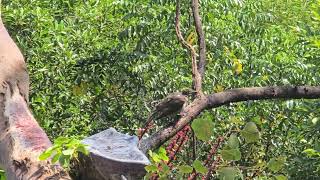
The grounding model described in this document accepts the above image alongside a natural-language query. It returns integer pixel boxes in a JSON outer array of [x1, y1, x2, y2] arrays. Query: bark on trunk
[[0, 17, 70, 180], [0, 17, 149, 180]]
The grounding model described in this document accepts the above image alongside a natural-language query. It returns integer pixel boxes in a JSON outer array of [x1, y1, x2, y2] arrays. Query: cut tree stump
[[72, 128, 150, 180]]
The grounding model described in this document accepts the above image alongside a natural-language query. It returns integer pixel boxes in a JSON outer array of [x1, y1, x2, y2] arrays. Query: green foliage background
[[1, 0, 320, 179]]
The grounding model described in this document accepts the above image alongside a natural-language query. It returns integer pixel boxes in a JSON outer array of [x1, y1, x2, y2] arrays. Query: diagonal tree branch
[[139, 85, 320, 152], [191, 0, 206, 78], [175, 0, 203, 95]]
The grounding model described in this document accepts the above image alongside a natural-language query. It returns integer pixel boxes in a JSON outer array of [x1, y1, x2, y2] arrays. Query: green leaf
[[62, 149, 74, 156], [267, 157, 286, 173], [160, 162, 170, 175], [315, 142, 320, 152], [0, 168, 5, 180], [275, 175, 288, 180], [151, 154, 161, 163], [148, 150, 153, 158], [145, 165, 158, 173], [77, 145, 89, 155], [191, 117, 214, 141], [221, 148, 241, 161], [158, 147, 169, 161], [59, 155, 71, 168], [39, 149, 53, 160], [228, 134, 240, 149], [158, 154, 169, 161], [192, 160, 208, 174], [303, 148, 318, 157], [158, 147, 166, 155], [54, 137, 69, 145], [240, 122, 260, 143], [178, 165, 193, 174], [218, 167, 240, 180], [0, 169, 5, 180], [144, 173, 152, 180], [311, 117, 319, 125], [51, 153, 61, 163]]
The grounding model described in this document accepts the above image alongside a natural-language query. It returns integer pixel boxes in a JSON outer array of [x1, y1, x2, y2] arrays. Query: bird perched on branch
[[139, 92, 188, 139], [0, 18, 29, 102]]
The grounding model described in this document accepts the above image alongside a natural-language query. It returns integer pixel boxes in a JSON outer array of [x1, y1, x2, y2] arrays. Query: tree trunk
[[0, 17, 70, 180], [0, 17, 149, 180]]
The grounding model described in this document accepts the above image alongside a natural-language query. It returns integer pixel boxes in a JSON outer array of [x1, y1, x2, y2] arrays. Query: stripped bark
[[0, 83, 70, 180]]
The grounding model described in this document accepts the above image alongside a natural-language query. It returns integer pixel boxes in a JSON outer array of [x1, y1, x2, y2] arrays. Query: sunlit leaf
[[158, 147, 169, 161], [214, 85, 224, 92], [39, 149, 53, 160], [145, 164, 158, 173], [186, 32, 196, 45], [62, 149, 74, 156], [233, 59, 243, 75]]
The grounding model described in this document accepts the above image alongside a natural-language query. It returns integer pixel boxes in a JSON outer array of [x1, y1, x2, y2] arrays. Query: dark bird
[[151, 92, 188, 120], [139, 92, 188, 139]]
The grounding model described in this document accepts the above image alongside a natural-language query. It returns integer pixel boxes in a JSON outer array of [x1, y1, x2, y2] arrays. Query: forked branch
[[140, 85, 320, 152], [191, 0, 206, 78], [175, 0, 203, 95]]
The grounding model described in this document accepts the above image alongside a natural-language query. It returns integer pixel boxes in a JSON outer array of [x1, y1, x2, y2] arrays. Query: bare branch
[[175, 0, 203, 95], [139, 85, 320, 152], [191, 0, 206, 78], [207, 86, 320, 108]]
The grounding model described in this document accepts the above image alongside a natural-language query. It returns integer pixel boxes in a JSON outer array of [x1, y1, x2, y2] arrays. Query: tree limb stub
[[74, 128, 149, 180], [140, 85, 320, 152]]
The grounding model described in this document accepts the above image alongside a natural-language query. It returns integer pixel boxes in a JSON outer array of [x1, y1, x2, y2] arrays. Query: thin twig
[[204, 137, 224, 167], [188, 136, 224, 180], [191, 0, 206, 78], [175, 0, 203, 95], [167, 126, 191, 165], [203, 156, 221, 180], [191, 129, 196, 161]]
